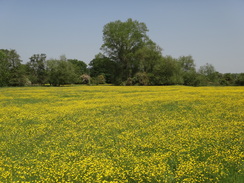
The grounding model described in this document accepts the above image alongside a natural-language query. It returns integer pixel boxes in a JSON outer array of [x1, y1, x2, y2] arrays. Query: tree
[[26, 54, 47, 84], [89, 53, 116, 83], [67, 59, 87, 83], [235, 73, 244, 86], [198, 63, 218, 85], [47, 56, 76, 86], [178, 56, 197, 86], [0, 49, 25, 86], [68, 59, 87, 75], [152, 56, 183, 85], [178, 55, 196, 72], [101, 18, 157, 83], [0, 50, 10, 86], [134, 40, 162, 74]]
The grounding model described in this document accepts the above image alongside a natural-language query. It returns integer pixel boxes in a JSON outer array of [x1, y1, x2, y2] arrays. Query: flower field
[[0, 86, 243, 182]]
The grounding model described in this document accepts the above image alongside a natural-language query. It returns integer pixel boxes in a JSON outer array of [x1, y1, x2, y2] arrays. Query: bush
[[81, 74, 91, 84], [133, 72, 149, 86], [97, 74, 106, 84]]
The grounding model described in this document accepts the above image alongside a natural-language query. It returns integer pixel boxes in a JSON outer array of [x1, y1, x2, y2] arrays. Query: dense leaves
[[1, 19, 243, 86], [0, 49, 27, 86], [47, 58, 77, 86], [101, 19, 162, 84], [89, 53, 116, 83], [26, 54, 47, 85]]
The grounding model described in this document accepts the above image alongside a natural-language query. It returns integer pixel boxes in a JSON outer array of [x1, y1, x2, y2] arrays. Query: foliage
[[0, 86, 243, 182], [0, 19, 243, 87], [89, 53, 116, 83], [0, 50, 9, 86], [235, 73, 244, 86], [47, 57, 77, 86], [26, 54, 47, 84], [178, 56, 198, 86], [198, 63, 219, 85], [134, 40, 162, 74], [0, 49, 27, 86], [151, 56, 183, 85], [101, 18, 161, 83], [178, 55, 196, 73], [89, 74, 106, 85], [133, 72, 150, 86], [96, 74, 106, 84], [80, 74, 91, 84], [68, 59, 88, 83]]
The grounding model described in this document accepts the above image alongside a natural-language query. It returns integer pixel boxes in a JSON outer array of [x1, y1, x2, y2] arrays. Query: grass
[[0, 85, 243, 182]]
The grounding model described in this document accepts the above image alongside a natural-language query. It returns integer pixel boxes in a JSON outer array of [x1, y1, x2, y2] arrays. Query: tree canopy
[[0, 19, 243, 87], [0, 49, 27, 86], [101, 18, 162, 84], [26, 54, 47, 85]]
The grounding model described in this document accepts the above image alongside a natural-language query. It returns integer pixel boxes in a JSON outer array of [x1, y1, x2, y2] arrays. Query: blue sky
[[1, 0, 244, 73]]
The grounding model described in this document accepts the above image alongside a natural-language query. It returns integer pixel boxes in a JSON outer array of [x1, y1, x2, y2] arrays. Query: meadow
[[0, 85, 243, 182]]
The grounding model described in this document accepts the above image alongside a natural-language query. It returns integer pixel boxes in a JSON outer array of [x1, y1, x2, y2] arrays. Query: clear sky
[[1, 0, 244, 73]]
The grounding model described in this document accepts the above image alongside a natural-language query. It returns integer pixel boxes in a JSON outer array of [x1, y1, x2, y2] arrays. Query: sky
[[1, 0, 244, 73]]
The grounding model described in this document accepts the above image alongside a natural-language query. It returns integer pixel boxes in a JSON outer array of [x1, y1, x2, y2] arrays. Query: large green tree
[[134, 40, 162, 74], [0, 49, 25, 86], [47, 56, 77, 86], [101, 18, 160, 84]]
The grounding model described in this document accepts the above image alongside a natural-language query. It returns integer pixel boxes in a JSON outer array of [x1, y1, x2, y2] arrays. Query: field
[[0, 86, 243, 182]]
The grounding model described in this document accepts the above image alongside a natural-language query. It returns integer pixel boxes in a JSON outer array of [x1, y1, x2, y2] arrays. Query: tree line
[[1, 19, 243, 87]]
